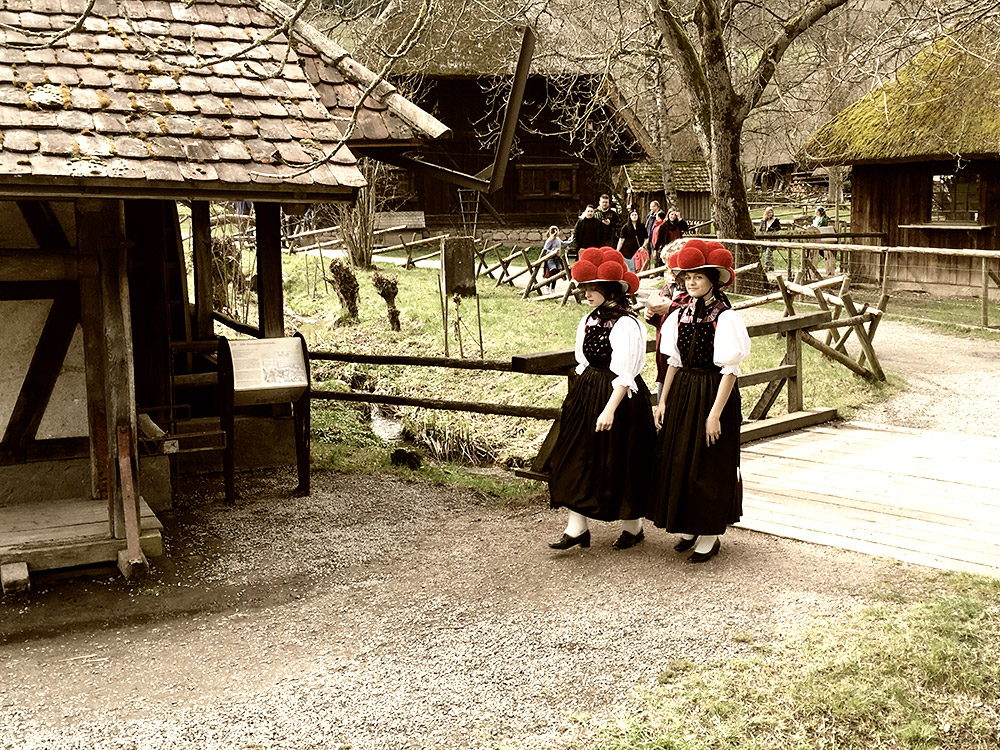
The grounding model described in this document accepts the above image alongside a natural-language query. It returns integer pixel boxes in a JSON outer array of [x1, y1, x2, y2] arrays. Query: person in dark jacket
[[571, 205, 604, 259], [616, 209, 648, 271], [662, 207, 689, 246], [645, 200, 660, 240], [594, 194, 620, 246]]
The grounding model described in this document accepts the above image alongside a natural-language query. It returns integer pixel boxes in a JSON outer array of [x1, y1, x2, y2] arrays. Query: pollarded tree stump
[[328, 259, 360, 319], [372, 270, 401, 331]]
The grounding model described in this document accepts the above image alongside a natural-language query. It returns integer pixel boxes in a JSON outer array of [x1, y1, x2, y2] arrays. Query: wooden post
[[191, 201, 214, 340], [256, 202, 283, 338], [982, 258, 989, 328], [786, 331, 803, 413], [78, 198, 139, 540]]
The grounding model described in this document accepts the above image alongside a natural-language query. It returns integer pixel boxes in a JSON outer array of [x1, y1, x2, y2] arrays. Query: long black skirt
[[547, 366, 655, 522], [649, 368, 742, 534]]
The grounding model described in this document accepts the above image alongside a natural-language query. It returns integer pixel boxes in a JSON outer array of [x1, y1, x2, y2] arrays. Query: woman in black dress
[[650, 239, 750, 562], [547, 247, 654, 551]]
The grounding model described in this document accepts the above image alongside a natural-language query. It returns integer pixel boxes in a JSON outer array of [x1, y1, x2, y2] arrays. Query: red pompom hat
[[571, 246, 640, 295], [667, 238, 735, 287]]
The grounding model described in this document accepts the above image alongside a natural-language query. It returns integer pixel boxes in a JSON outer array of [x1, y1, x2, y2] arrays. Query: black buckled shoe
[[548, 530, 591, 550], [612, 529, 644, 550], [688, 539, 721, 563], [673, 536, 697, 552]]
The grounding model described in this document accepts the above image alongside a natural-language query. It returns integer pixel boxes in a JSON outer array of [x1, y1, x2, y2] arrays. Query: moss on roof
[[802, 24, 1000, 165], [620, 160, 710, 192]]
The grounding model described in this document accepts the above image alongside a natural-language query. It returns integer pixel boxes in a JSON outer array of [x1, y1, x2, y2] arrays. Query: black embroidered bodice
[[582, 306, 634, 369], [676, 297, 728, 370]]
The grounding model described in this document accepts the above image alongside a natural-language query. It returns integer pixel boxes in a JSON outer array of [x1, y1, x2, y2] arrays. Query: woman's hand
[[653, 403, 665, 430], [705, 413, 722, 446], [596, 408, 615, 431], [645, 297, 672, 316]]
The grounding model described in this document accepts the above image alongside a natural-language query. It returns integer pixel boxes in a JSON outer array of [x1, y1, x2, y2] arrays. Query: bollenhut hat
[[666, 238, 735, 287], [571, 246, 640, 295]]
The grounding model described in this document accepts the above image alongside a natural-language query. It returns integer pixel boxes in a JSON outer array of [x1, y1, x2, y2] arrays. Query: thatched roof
[[802, 24, 1000, 165], [618, 160, 710, 193]]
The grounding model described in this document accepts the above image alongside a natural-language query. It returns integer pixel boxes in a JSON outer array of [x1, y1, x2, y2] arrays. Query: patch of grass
[[593, 572, 1000, 750], [882, 291, 1000, 340]]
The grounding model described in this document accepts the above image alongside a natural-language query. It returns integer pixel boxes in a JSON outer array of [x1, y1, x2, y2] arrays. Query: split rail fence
[[308, 308, 849, 478]]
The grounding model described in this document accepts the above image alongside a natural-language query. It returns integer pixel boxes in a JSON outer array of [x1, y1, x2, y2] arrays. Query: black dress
[[547, 307, 655, 522], [650, 301, 744, 535]]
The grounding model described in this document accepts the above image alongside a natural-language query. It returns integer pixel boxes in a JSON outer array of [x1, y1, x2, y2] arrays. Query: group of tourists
[[545, 238, 751, 563], [543, 197, 693, 284]]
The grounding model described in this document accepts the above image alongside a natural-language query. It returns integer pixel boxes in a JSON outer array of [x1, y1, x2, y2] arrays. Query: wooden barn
[[802, 24, 1000, 292], [615, 159, 712, 225], [394, 74, 652, 229], [0, 0, 447, 588]]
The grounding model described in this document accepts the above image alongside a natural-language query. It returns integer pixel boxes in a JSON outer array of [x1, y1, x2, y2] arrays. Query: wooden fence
[[307, 309, 841, 478]]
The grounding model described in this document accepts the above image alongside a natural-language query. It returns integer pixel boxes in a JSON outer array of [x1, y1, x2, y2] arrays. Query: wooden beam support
[[115, 424, 148, 579], [256, 202, 284, 338], [801, 330, 874, 379], [0, 250, 96, 282], [191, 201, 214, 340], [16, 200, 71, 249], [841, 294, 885, 381], [78, 198, 137, 537]]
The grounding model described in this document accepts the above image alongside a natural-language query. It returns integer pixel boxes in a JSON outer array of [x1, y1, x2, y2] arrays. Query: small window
[[931, 172, 980, 223], [516, 165, 578, 199]]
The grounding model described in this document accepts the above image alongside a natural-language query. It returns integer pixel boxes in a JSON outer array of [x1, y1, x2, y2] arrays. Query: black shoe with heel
[[612, 529, 644, 550], [548, 530, 591, 550], [688, 538, 721, 563], [673, 536, 696, 552]]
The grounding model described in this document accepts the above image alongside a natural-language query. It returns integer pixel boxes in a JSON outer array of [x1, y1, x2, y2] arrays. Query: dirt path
[[1, 318, 994, 750]]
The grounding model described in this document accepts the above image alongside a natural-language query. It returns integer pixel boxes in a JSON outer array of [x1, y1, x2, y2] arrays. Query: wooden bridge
[[738, 421, 1000, 577]]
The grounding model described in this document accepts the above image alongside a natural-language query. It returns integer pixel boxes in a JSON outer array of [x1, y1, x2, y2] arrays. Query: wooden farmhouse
[[802, 25, 1000, 292], [0, 0, 448, 587], [615, 159, 712, 225]]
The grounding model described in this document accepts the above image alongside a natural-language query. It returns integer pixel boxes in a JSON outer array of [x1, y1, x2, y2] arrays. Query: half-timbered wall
[[0, 200, 89, 506], [851, 162, 1000, 291]]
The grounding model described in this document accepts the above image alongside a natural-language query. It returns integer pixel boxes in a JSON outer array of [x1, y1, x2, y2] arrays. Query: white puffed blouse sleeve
[[713, 309, 751, 376], [659, 309, 683, 368], [608, 315, 646, 395], [574, 314, 588, 375]]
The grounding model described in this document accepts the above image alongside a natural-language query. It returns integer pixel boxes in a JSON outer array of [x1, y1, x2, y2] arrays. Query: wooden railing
[[307, 310, 839, 476]]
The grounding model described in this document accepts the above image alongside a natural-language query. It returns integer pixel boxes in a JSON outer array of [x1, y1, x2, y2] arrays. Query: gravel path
[[1, 316, 995, 750]]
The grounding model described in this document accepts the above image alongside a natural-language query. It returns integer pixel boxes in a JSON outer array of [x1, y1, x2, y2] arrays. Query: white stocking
[[620, 518, 643, 535], [564, 510, 589, 537], [693, 534, 718, 554]]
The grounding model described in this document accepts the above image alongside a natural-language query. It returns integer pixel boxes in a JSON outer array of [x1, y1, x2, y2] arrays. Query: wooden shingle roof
[[802, 24, 1000, 165], [0, 0, 443, 201]]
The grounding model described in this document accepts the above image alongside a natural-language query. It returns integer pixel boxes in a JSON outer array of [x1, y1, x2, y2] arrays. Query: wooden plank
[[737, 516, 999, 577], [743, 462, 1000, 521], [116, 425, 146, 573], [1, 530, 163, 571], [740, 408, 838, 443], [745, 310, 830, 337], [742, 494, 1000, 562], [801, 331, 873, 378], [738, 364, 796, 388], [0, 250, 92, 282]]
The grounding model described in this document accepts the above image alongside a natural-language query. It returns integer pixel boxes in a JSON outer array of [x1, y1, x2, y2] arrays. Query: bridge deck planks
[[738, 422, 1000, 577]]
